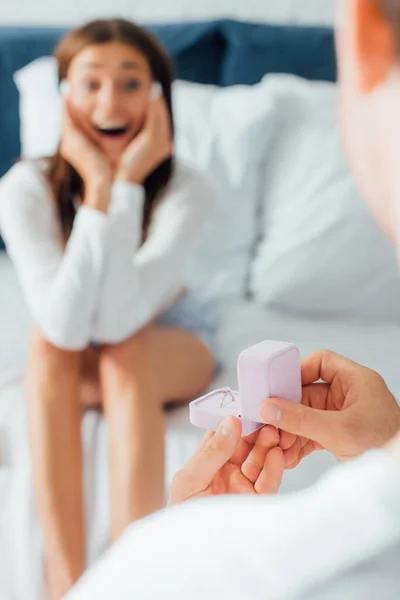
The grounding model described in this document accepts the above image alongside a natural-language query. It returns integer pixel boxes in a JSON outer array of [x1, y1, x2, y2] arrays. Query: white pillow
[[250, 75, 400, 322], [172, 79, 276, 302], [13, 56, 62, 160], [13, 58, 277, 302]]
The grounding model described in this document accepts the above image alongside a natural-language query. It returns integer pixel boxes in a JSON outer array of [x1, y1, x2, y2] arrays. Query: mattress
[[1, 253, 400, 599]]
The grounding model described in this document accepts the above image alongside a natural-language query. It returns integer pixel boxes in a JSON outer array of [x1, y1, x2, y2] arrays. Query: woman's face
[[66, 41, 154, 166]]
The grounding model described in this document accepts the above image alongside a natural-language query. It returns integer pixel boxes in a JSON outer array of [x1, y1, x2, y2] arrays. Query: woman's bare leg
[[25, 329, 85, 600], [80, 346, 102, 410], [100, 325, 214, 540]]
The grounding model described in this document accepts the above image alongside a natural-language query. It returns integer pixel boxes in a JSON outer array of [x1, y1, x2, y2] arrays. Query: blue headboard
[[0, 19, 336, 249]]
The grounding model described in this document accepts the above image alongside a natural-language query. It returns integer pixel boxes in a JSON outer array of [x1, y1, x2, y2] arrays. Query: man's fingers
[[255, 447, 285, 494], [285, 441, 317, 470], [241, 426, 280, 484], [301, 350, 357, 386], [193, 430, 214, 458], [301, 383, 331, 410], [279, 430, 297, 450], [279, 433, 313, 468], [282, 436, 303, 468], [179, 417, 242, 493], [260, 396, 342, 450]]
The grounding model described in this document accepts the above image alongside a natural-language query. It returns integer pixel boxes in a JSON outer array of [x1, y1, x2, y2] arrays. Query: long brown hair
[[48, 19, 175, 240]]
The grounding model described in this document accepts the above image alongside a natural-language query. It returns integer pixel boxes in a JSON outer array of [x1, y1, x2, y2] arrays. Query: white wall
[[0, 0, 336, 27]]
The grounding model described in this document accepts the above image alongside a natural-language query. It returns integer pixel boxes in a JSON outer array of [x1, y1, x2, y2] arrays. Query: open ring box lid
[[189, 340, 302, 436]]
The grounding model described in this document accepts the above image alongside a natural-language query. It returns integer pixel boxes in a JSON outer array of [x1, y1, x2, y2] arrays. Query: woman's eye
[[83, 80, 100, 91], [123, 80, 141, 91]]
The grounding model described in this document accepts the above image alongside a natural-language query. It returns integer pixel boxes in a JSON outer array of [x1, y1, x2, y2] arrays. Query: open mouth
[[95, 126, 130, 138]]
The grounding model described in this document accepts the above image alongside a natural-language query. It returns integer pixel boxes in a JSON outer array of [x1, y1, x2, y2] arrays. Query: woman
[[0, 19, 216, 599]]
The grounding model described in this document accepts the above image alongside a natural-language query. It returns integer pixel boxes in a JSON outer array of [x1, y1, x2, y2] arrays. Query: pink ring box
[[189, 340, 302, 437]]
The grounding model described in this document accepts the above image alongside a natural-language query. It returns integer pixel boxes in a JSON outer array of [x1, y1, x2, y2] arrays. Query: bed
[[1, 19, 400, 600]]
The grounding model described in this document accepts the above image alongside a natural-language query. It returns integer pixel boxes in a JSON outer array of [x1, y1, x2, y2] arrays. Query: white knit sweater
[[0, 160, 215, 350]]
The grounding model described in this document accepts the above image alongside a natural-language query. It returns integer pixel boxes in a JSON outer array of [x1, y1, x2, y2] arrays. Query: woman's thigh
[[80, 326, 214, 409], [139, 325, 214, 403]]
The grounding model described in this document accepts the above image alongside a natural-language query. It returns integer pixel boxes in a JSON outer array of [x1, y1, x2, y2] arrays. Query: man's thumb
[[260, 398, 333, 444]]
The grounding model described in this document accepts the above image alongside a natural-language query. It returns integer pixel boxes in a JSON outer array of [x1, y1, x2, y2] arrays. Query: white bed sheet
[[1, 253, 400, 599]]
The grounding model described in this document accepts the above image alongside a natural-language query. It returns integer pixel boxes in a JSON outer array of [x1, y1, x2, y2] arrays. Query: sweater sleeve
[[0, 162, 108, 350], [64, 450, 400, 600], [93, 164, 215, 344]]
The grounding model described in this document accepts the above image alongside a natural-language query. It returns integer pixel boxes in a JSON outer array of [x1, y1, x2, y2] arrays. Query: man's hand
[[260, 350, 400, 465], [168, 417, 284, 505]]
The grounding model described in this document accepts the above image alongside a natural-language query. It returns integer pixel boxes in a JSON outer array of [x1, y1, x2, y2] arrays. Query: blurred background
[[0, 0, 335, 27]]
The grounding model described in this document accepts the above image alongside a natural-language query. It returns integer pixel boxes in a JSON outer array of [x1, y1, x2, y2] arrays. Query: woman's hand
[[59, 98, 113, 210], [116, 89, 173, 185], [168, 417, 284, 506], [261, 350, 400, 466]]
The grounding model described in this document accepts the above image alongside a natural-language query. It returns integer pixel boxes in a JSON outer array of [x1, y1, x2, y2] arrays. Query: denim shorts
[[155, 293, 220, 374], [90, 294, 220, 373]]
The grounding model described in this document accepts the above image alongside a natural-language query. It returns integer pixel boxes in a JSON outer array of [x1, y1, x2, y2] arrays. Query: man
[[66, 1, 400, 598]]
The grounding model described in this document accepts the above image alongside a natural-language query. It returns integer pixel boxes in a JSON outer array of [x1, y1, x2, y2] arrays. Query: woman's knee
[[101, 327, 152, 371], [29, 327, 79, 360], [27, 331, 102, 409], [26, 328, 81, 391], [100, 328, 160, 400]]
